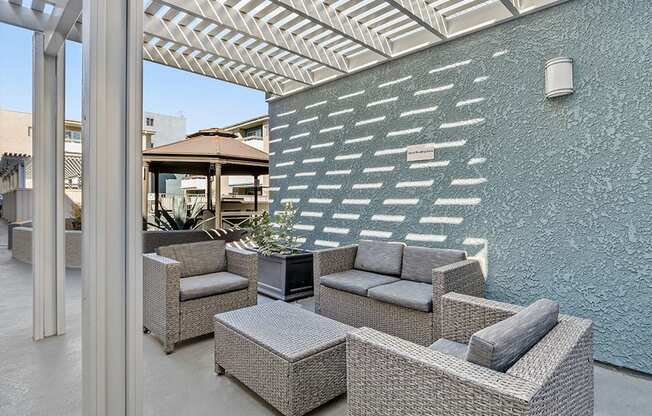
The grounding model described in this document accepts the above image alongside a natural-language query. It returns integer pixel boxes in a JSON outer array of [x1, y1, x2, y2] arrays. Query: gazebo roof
[[143, 130, 268, 162], [143, 130, 269, 176]]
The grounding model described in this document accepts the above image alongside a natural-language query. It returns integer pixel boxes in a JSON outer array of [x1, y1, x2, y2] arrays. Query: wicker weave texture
[[315, 250, 485, 345], [346, 294, 594, 416], [143, 247, 257, 353], [320, 285, 434, 346], [214, 303, 349, 416]]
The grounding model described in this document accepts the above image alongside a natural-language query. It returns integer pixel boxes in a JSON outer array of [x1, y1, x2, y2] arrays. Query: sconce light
[[545, 57, 574, 98]]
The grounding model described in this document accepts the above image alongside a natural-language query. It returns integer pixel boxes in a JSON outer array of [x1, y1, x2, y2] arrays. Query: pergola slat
[[267, 0, 393, 58], [157, 0, 350, 73], [385, 0, 447, 41]]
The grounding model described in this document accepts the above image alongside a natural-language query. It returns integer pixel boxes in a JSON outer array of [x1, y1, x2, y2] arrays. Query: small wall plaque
[[407, 144, 434, 162]]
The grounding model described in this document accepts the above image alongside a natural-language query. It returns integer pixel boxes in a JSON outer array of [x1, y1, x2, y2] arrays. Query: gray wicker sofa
[[313, 240, 484, 346], [143, 240, 257, 353], [347, 293, 594, 416]]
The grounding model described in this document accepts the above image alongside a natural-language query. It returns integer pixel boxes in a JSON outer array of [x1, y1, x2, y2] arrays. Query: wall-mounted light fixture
[[545, 57, 574, 98]]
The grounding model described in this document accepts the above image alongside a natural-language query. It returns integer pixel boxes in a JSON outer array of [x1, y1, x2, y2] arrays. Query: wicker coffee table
[[214, 301, 354, 416]]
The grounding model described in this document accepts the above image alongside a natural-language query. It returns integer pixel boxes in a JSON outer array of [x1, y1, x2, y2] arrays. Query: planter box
[[257, 251, 314, 301]]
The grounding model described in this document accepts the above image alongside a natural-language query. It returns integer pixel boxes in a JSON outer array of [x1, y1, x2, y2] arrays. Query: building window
[[28, 126, 32, 137], [146, 117, 154, 127], [243, 126, 262, 138]]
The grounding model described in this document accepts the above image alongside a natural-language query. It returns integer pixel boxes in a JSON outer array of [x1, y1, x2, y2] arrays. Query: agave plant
[[249, 202, 300, 256], [148, 197, 215, 231]]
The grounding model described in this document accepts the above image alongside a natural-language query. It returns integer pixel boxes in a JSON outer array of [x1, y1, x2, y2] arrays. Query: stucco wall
[[268, 0, 651, 373]]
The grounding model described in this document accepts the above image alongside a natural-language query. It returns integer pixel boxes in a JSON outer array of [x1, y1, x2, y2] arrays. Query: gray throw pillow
[[466, 299, 559, 372], [354, 240, 405, 276]]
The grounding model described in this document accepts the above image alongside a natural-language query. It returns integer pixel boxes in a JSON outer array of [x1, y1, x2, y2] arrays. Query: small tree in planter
[[249, 202, 313, 301]]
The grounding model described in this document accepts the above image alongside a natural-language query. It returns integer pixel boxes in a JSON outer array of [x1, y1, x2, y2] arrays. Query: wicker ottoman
[[214, 301, 353, 416]]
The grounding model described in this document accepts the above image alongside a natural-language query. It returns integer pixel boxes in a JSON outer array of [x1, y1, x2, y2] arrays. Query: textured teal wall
[[268, 0, 652, 373]]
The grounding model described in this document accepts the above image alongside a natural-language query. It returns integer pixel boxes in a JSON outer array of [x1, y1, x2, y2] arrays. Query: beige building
[[0, 108, 155, 155]]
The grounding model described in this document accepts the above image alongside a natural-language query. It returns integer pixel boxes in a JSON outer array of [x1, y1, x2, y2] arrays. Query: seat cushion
[[320, 270, 400, 297], [179, 272, 248, 301], [466, 299, 560, 372], [157, 240, 226, 278], [401, 246, 467, 283], [353, 240, 406, 276], [367, 280, 433, 312], [430, 338, 468, 360]]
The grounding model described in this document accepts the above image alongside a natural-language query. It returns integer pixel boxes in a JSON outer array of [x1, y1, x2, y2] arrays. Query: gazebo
[[142, 129, 268, 227]]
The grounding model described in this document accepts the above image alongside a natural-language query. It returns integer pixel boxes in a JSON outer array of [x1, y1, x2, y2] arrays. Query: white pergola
[[0, 0, 570, 414], [3, 0, 569, 97]]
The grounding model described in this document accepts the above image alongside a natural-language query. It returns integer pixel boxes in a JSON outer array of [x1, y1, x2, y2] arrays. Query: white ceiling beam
[[0, 0, 51, 33], [143, 13, 313, 85], [44, 0, 82, 56], [267, 0, 392, 58], [499, 0, 521, 16], [143, 43, 286, 95], [158, 0, 349, 73], [385, 0, 447, 40]]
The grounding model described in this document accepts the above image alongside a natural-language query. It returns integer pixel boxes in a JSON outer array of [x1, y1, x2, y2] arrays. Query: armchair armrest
[[441, 293, 523, 343], [312, 244, 357, 313], [432, 259, 485, 339], [226, 247, 258, 305], [143, 253, 182, 351], [346, 327, 539, 416]]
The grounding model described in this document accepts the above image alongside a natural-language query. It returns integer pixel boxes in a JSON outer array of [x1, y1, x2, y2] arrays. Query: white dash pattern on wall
[[378, 76, 412, 88], [323, 227, 350, 235], [335, 153, 362, 160], [345, 135, 373, 144], [414, 84, 453, 96], [474, 76, 489, 83], [297, 116, 318, 124], [309, 198, 332, 204], [326, 170, 352, 175], [420, 216, 464, 224], [277, 109, 296, 117], [451, 178, 487, 186], [375, 147, 406, 156], [315, 240, 340, 248], [270, 124, 289, 131], [352, 183, 383, 189], [440, 118, 485, 129], [405, 233, 447, 242], [303, 158, 325, 164], [311, 142, 334, 149], [295, 171, 316, 177], [287, 185, 308, 190], [282, 147, 301, 153], [319, 125, 344, 133], [276, 161, 295, 167], [290, 132, 310, 140], [338, 90, 365, 100], [396, 180, 434, 188], [328, 108, 354, 117], [434, 198, 481, 206], [305, 100, 327, 109], [355, 116, 385, 126], [410, 160, 450, 169], [387, 127, 422, 137], [317, 184, 342, 190], [383, 198, 419, 205], [301, 211, 323, 218], [342, 199, 371, 205], [360, 230, 392, 238], [367, 96, 398, 107], [400, 106, 438, 117], [372, 214, 405, 222], [333, 213, 360, 220], [429, 59, 471, 73], [456, 97, 485, 107], [294, 224, 315, 231], [280, 198, 300, 203], [468, 157, 486, 165], [363, 166, 394, 173]]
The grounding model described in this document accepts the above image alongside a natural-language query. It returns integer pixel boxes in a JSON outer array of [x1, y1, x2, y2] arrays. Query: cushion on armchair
[[320, 270, 400, 296], [466, 298, 559, 372], [429, 338, 468, 360], [367, 280, 433, 312], [400, 246, 467, 283], [354, 240, 406, 276], [157, 240, 226, 278], [179, 272, 248, 301]]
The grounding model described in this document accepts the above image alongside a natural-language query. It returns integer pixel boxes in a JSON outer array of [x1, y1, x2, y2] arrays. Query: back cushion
[[466, 299, 559, 372], [401, 246, 467, 283], [354, 240, 405, 276], [157, 240, 226, 277]]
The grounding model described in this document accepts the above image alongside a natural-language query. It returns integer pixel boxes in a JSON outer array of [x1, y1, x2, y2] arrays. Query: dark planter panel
[[257, 251, 313, 301]]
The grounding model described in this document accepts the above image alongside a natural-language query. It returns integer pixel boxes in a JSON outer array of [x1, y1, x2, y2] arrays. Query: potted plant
[[249, 202, 313, 301]]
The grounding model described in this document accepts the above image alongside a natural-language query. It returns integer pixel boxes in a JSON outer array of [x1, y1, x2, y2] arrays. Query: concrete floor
[[0, 221, 650, 415]]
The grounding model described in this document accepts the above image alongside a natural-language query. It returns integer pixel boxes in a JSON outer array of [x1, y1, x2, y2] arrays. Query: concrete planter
[[256, 250, 313, 301], [12, 226, 82, 268]]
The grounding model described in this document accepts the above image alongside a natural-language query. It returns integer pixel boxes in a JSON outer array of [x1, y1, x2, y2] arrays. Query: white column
[[214, 162, 222, 228], [32, 32, 66, 340], [81, 0, 143, 414]]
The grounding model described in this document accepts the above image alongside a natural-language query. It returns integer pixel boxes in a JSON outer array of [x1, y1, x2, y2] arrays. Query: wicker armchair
[[313, 243, 485, 345], [143, 245, 257, 353], [346, 293, 593, 416]]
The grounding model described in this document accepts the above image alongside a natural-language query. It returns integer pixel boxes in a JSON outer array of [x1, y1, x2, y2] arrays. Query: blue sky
[[0, 24, 268, 133]]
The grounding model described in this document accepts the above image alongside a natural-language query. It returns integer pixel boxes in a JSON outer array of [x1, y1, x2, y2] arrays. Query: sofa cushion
[[429, 338, 468, 360], [367, 280, 433, 312], [157, 240, 226, 277], [401, 246, 467, 283], [466, 299, 560, 372], [354, 240, 405, 276], [179, 272, 248, 301], [320, 270, 400, 297]]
